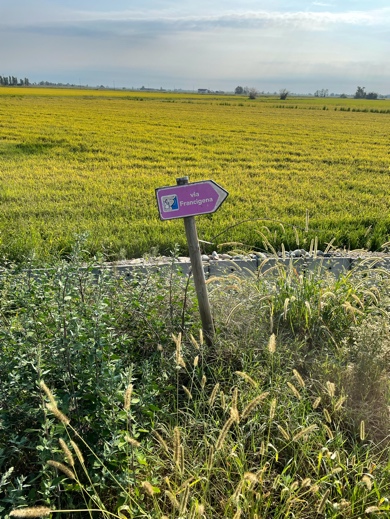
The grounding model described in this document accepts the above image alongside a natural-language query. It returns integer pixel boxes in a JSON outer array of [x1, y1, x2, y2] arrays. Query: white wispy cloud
[[1, 7, 387, 48], [70, 7, 390, 28], [2, 6, 389, 31]]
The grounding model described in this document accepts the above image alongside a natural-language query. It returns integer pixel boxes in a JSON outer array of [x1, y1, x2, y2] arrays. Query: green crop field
[[0, 87, 389, 262]]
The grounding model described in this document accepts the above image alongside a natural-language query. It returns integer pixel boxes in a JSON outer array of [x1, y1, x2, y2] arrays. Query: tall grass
[[1, 248, 390, 517]]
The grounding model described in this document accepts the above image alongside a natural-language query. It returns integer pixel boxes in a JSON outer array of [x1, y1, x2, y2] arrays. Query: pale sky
[[1, 0, 389, 94]]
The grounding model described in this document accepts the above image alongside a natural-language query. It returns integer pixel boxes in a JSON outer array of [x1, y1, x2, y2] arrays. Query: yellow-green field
[[0, 87, 389, 261]]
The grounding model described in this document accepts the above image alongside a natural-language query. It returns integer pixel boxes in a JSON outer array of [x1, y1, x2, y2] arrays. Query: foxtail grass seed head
[[283, 298, 290, 320], [294, 227, 300, 246], [39, 381, 57, 407], [142, 481, 155, 496], [326, 381, 336, 398], [10, 507, 53, 517], [324, 425, 334, 439], [231, 387, 238, 412], [190, 334, 200, 350], [124, 383, 133, 411], [232, 508, 242, 519], [334, 395, 346, 412], [290, 481, 299, 491], [257, 462, 270, 482], [287, 382, 301, 400], [277, 425, 290, 441], [208, 383, 220, 407], [193, 355, 199, 368], [268, 333, 276, 353], [269, 398, 277, 421], [59, 438, 74, 467], [182, 385, 193, 399], [241, 392, 270, 420], [201, 375, 207, 389], [125, 434, 141, 448], [153, 430, 169, 454], [292, 369, 305, 388], [47, 460, 75, 480], [215, 417, 234, 450], [173, 427, 181, 468], [173, 332, 182, 350], [360, 420, 366, 441], [259, 441, 266, 456], [230, 406, 240, 423], [235, 371, 258, 388], [174, 333, 185, 368], [45, 403, 70, 425], [362, 475, 372, 491], [199, 329, 204, 346], [293, 424, 318, 442], [317, 489, 330, 514], [313, 396, 321, 409], [70, 440, 84, 465], [177, 356, 186, 369], [165, 491, 180, 509], [323, 408, 332, 423], [301, 478, 311, 488], [351, 293, 364, 308], [365, 506, 380, 514], [244, 472, 258, 486]]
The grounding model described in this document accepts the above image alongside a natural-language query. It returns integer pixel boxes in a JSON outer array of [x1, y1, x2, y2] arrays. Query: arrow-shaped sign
[[156, 180, 228, 220]]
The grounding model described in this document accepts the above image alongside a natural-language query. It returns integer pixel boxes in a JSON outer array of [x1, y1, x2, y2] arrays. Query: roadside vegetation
[[0, 88, 389, 262], [1, 241, 390, 518]]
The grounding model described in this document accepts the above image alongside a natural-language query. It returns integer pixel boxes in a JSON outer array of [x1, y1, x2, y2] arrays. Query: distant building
[[198, 89, 210, 94]]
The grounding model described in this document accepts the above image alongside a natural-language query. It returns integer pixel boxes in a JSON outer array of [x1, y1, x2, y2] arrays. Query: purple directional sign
[[156, 180, 229, 220]]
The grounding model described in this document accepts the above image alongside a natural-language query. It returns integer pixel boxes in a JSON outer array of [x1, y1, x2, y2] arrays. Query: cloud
[[2, 6, 390, 36], [71, 6, 390, 28]]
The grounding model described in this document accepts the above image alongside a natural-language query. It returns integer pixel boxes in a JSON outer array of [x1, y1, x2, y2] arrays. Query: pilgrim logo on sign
[[162, 194, 179, 212], [156, 180, 228, 220]]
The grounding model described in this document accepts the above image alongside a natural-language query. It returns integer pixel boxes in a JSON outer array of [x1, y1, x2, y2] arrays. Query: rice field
[[0, 87, 389, 262]]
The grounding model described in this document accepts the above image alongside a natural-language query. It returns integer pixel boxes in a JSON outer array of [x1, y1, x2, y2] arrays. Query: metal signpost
[[156, 177, 228, 345]]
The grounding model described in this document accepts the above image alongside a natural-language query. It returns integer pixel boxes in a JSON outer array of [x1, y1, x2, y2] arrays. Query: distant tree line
[[0, 75, 30, 86], [354, 86, 378, 99], [235, 85, 289, 100], [0, 76, 82, 88], [314, 88, 329, 98]]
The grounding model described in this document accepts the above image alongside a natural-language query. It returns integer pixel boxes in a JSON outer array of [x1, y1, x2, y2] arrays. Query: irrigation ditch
[[10, 251, 390, 285], [59, 252, 390, 280]]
